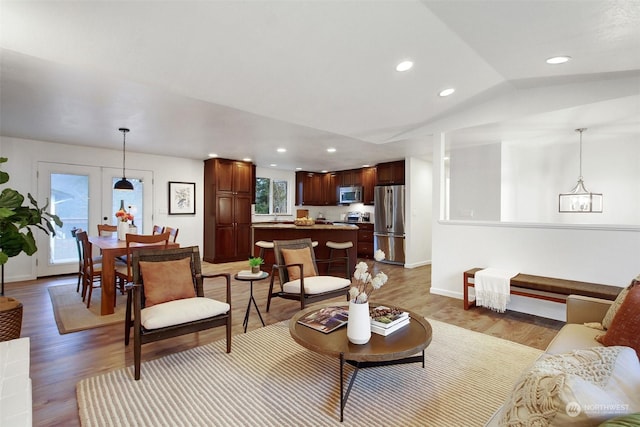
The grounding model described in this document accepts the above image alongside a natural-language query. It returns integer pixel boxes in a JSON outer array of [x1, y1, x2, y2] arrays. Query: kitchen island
[[251, 223, 358, 277]]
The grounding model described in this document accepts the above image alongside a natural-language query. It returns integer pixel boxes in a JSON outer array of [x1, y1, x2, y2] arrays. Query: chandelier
[[558, 128, 602, 213]]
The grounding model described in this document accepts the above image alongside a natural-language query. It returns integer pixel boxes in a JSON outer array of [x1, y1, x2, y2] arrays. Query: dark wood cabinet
[[376, 160, 405, 185], [361, 166, 376, 204], [296, 171, 338, 206], [324, 172, 339, 205], [340, 169, 362, 187], [356, 222, 374, 258], [204, 158, 254, 263]]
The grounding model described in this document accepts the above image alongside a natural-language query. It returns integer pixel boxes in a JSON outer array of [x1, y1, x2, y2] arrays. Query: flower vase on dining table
[[346, 300, 371, 345], [117, 221, 128, 241]]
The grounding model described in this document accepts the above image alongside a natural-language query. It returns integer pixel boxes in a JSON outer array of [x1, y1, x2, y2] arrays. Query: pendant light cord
[[576, 128, 586, 180], [119, 127, 129, 179]]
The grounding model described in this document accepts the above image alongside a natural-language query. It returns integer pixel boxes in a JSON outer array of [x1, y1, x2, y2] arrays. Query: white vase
[[117, 222, 128, 241], [347, 301, 371, 345]]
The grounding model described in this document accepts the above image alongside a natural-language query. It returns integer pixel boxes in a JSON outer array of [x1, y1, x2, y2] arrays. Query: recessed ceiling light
[[439, 88, 455, 97], [327, 147, 336, 153], [321, 170, 328, 173], [396, 60, 414, 72], [295, 167, 302, 170], [242, 157, 251, 162], [546, 56, 571, 65], [362, 164, 370, 167], [270, 163, 277, 167], [277, 148, 286, 153], [208, 153, 218, 158]]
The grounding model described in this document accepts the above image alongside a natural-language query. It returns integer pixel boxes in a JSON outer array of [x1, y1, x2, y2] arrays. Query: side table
[[234, 271, 269, 333]]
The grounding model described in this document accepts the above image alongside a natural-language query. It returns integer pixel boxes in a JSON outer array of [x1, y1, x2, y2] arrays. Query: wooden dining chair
[[97, 223, 118, 236], [114, 232, 171, 289], [76, 230, 103, 308], [164, 226, 179, 242], [152, 225, 164, 235], [71, 227, 84, 293]]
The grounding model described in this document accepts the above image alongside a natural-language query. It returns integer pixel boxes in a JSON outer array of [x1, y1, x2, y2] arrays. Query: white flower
[[355, 261, 368, 274], [349, 286, 360, 300], [374, 249, 386, 262]]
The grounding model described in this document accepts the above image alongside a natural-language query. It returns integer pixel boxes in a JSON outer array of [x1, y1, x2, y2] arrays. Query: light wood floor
[[6, 260, 563, 426]]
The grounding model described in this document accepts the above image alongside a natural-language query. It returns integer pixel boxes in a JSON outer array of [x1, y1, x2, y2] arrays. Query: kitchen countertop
[[251, 223, 358, 230]]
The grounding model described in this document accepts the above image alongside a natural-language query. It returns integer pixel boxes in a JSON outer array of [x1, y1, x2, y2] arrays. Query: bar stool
[[255, 241, 274, 259], [326, 241, 352, 278]]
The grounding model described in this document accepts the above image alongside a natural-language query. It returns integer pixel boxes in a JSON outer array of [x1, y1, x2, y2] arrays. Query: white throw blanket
[[474, 268, 519, 313]]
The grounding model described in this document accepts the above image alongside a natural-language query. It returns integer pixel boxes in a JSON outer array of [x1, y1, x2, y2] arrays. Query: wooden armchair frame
[[266, 238, 350, 312], [124, 246, 232, 380]]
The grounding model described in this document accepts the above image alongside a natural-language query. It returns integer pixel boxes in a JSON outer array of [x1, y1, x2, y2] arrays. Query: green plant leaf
[[0, 188, 25, 208]]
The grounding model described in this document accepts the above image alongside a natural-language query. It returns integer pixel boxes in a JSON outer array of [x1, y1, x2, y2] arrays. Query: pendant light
[[114, 127, 134, 190], [558, 128, 603, 213]]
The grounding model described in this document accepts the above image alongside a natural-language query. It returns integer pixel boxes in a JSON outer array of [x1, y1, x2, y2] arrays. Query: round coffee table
[[290, 302, 432, 421]]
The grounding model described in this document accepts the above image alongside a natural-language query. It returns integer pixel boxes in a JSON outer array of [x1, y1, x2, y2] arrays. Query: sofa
[[486, 280, 640, 427]]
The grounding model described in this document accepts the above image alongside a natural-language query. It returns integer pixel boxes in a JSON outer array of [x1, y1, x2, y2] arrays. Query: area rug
[[76, 319, 542, 426], [48, 283, 127, 334]]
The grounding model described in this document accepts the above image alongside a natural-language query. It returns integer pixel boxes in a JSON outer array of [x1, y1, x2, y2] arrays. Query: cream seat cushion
[[282, 276, 350, 295], [546, 323, 603, 354], [141, 297, 230, 330]]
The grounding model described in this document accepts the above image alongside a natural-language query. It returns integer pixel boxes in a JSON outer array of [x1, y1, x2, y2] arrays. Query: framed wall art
[[168, 181, 196, 215]]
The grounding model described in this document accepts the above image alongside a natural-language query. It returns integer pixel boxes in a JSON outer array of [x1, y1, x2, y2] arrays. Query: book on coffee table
[[370, 306, 410, 329], [371, 317, 410, 336], [297, 306, 349, 333]]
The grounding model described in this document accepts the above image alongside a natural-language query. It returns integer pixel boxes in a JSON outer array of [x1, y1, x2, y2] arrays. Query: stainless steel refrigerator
[[374, 185, 405, 265]]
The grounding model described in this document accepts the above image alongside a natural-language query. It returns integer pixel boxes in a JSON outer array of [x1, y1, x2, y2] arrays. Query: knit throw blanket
[[475, 268, 518, 313]]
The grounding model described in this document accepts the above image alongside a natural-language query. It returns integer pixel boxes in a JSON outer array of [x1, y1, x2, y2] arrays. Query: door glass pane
[[112, 178, 144, 231], [50, 173, 89, 264]]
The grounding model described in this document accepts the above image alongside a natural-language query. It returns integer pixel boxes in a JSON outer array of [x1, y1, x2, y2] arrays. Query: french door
[[36, 162, 153, 277]]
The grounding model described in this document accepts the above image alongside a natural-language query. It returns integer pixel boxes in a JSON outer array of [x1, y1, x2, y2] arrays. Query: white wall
[[0, 136, 204, 282], [431, 135, 640, 321], [405, 156, 432, 268]]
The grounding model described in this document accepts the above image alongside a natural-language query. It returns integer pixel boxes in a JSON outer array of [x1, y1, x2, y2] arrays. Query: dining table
[[88, 235, 179, 315]]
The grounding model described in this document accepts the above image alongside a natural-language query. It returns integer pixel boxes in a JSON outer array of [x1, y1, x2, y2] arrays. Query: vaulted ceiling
[[1, 1, 639, 171]]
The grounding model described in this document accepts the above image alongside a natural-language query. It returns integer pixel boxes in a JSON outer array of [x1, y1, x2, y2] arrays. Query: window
[[255, 177, 289, 214]]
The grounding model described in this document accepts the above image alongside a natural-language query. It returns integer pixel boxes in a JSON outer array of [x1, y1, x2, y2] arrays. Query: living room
[[1, 1, 639, 425]]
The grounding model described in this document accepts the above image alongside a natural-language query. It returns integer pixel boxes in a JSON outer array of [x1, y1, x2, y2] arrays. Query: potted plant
[[0, 157, 63, 295], [248, 256, 264, 274]]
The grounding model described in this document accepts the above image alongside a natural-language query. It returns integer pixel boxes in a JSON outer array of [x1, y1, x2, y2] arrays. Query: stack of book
[[370, 306, 410, 336]]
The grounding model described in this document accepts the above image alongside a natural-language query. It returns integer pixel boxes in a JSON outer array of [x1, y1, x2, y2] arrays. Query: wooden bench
[[463, 268, 621, 310]]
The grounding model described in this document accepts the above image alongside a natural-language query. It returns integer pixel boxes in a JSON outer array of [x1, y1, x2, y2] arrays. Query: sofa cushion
[[602, 283, 632, 330], [282, 275, 350, 295], [596, 283, 640, 360], [141, 297, 230, 330], [546, 323, 603, 355], [499, 346, 640, 426]]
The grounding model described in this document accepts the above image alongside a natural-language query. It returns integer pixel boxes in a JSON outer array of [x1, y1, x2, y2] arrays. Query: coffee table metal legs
[[243, 281, 265, 333], [338, 350, 425, 422]]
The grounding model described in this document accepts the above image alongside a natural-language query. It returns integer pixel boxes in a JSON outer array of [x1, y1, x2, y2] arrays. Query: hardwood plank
[[4, 260, 563, 426]]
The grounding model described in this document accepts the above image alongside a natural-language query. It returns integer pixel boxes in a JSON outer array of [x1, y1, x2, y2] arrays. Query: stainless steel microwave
[[339, 186, 362, 204]]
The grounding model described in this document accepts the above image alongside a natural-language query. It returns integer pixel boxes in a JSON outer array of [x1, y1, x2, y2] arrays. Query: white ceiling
[[1, 0, 639, 171]]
